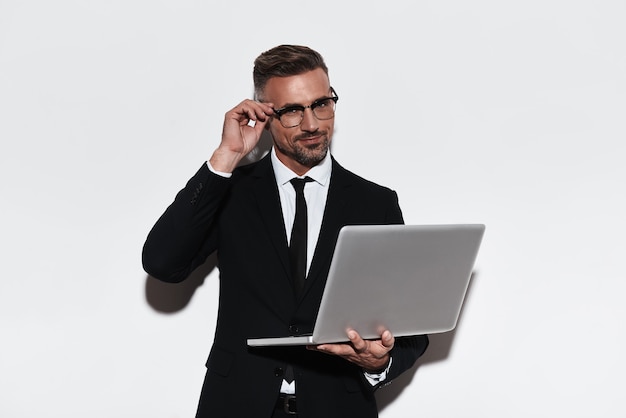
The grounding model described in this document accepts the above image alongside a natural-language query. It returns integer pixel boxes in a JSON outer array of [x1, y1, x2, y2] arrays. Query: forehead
[[263, 68, 330, 107]]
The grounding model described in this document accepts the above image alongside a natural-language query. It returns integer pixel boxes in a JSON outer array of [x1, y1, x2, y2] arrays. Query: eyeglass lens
[[279, 98, 336, 128]]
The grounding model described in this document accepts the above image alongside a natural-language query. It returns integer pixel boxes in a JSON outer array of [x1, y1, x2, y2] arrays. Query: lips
[[296, 132, 325, 144]]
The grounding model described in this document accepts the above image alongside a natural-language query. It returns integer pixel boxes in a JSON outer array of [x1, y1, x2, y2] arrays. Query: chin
[[298, 148, 328, 167]]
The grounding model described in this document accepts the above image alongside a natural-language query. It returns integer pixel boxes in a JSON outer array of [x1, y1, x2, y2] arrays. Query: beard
[[276, 134, 330, 168]]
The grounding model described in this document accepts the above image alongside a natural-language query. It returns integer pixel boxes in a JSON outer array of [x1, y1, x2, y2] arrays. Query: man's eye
[[314, 99, 332, 109], [284, 107, 301, 115]]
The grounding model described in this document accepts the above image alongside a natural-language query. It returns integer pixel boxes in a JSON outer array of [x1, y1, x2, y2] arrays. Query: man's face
[[263, 68, 334, 175]]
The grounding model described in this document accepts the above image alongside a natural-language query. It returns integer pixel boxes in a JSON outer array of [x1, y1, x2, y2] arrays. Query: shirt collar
[[271, 147, 332, 187]]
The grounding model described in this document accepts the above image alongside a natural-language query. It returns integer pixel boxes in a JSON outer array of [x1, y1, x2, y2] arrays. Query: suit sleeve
[[381, 334, 429, 387], [142, 163, 230, 283]]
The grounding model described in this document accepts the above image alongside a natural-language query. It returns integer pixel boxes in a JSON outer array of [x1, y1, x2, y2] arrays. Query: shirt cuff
[[206, 161, 232, 178], [363, 357, 393, 386]]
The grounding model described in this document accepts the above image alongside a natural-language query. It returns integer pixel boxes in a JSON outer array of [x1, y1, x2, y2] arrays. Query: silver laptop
[[247, 223, 485, 347]]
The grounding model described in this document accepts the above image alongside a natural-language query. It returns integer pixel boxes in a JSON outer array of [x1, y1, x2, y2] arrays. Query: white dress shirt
[[271, 147, 331, 276]]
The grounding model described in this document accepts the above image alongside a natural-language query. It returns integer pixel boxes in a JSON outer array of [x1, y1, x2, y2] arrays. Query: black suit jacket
[[142, 154, 428, 418]]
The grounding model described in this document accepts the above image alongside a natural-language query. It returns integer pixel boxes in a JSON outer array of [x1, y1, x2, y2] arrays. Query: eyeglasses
[[272, 87, 339, 128]]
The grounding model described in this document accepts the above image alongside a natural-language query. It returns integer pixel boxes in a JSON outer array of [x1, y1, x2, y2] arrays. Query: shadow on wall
[[145, 253, 218, 313], [376, 271, 480, 412]]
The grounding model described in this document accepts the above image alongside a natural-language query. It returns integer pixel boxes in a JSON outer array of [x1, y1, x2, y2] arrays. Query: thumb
[[382, 330, 395, 348]]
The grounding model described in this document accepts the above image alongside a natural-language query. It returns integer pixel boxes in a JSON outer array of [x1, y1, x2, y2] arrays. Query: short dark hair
[[253, 45, 328, 100]]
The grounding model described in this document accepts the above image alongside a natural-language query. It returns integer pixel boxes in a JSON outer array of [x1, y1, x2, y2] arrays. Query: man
[[142, 45, 429, 418]]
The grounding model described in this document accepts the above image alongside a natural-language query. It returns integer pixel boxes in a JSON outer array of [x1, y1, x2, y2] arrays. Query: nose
[[300, 107, 319, 132]]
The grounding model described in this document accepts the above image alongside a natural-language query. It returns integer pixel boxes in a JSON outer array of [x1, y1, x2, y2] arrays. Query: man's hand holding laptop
[[307, 328, 395, 373]]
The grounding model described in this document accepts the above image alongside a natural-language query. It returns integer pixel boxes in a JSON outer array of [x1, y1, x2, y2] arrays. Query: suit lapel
[[249, 156, 293, 292]]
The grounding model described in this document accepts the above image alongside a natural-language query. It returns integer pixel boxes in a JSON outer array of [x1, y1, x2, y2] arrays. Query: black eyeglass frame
[[272, 87, 339, 128]]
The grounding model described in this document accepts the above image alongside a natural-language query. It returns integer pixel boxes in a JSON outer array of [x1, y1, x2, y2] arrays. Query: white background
[[1, 1, 625, 417]]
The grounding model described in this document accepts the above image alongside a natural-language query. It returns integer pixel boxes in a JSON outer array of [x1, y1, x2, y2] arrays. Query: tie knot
[[290, 177, 313, 193]]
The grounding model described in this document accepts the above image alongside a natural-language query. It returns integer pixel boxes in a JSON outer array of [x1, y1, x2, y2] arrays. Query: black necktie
[[284, 177, 313, 385], [288, 177, 313, 298]]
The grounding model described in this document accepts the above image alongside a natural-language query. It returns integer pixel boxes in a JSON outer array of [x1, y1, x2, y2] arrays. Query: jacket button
[[289, 325, 299, 334], [274, 367, 284, 377]]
